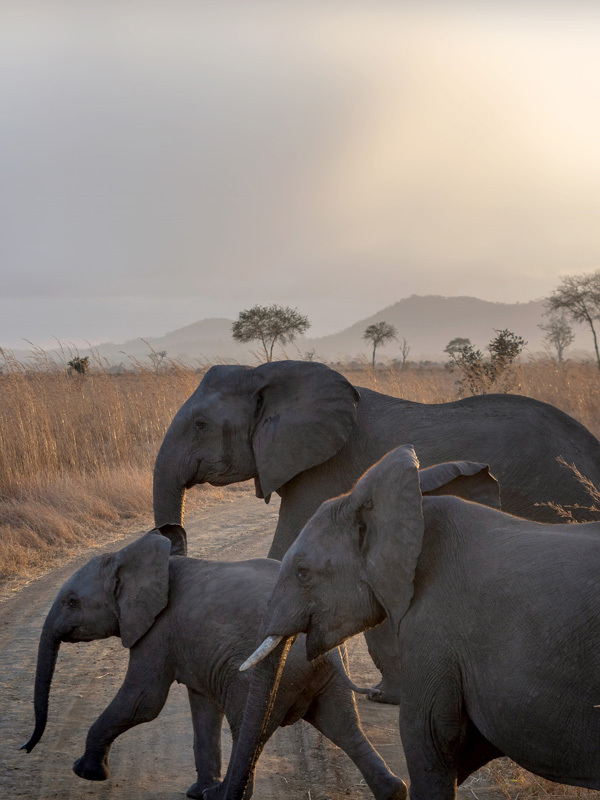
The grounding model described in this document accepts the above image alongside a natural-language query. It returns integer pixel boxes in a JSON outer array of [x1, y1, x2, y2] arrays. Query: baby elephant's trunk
[[22, 608, 62, 753]]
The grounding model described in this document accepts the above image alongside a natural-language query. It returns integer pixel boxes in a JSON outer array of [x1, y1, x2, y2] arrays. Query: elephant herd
[[22, 361, 600, 799]]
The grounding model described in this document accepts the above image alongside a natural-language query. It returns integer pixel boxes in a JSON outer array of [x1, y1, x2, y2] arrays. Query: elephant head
[[152, 361, 360, 536], [243, 448, 499, 662], [22, 529, 177, 754]]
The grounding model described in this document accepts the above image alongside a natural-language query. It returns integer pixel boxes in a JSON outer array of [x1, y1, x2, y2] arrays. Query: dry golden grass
[[0, 354, 207, 580], [464, 758, 599, 799]]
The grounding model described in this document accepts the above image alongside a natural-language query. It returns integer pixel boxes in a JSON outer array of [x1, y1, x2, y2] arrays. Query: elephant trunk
[[153, 433, 187, 529], [221, 636, 295, 800], [22, 609, 62, 753]]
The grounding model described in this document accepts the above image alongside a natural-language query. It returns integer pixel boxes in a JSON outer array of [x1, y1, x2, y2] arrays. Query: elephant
[[152, 360, 600, 703], [22, 526, 406, 800], [235, 446, 600, 800]]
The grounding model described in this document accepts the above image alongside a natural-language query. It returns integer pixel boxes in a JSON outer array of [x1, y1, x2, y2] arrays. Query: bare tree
[[538, 311, 575, 363], [547, 271, 600, 369], [363, 321, 397, 367], [399, 337, 411, 368], [232, 304, 310, 362], [148, 350, 168, 371]]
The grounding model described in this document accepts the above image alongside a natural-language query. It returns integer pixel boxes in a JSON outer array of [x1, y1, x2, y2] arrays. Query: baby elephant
[[23, 526, 405, 800]]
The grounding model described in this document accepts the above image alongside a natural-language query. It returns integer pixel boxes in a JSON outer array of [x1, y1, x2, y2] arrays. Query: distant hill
[[87, 318, 252, 367], [5, 295, 592, 366], [309, 295, 565, 362]]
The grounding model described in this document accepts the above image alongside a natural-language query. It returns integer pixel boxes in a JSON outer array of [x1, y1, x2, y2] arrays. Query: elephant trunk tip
[[21, 725, 45, 753]]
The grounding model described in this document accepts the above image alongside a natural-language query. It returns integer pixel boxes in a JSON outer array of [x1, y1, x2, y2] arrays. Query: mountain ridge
[[5, 295, 591, 365]]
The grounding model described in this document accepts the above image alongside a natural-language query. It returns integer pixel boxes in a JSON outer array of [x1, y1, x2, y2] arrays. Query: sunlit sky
[[1, 1, 600, 348]]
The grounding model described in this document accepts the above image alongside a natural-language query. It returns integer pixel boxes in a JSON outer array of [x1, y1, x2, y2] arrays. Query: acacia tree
[[538, 311, 574, 363], [363, 321, 397, 367], [547, 271, 600, 369], [444, 337, 471, 356], [232, 304, 310, 362]]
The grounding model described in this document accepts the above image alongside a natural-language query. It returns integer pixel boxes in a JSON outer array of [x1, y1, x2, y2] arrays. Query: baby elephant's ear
[[114, 533, 171, 648], [419, 462, 500, 509], [156, 523, 187, 556]]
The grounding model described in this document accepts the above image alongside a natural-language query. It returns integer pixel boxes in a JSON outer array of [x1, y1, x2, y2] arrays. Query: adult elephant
[[234, 447, 600, 800], [153, 360, 600, 702]]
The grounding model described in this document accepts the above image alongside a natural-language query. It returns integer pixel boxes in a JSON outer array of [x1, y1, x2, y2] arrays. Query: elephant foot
[[377, 777, 408, 800], [201, 782, 225, 800], [72, 753, 110, 781], [365, 680, 401, 706], [188, 778, 221, 799]]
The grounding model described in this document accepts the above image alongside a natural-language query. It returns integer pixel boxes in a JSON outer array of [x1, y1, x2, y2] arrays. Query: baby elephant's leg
[[304, 679, 407, 800], [186, 689, 225, 799], [73, 659, 172, 781]]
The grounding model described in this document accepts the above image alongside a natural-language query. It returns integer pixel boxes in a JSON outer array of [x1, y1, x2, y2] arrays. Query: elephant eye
[[296, 566, 309, 582], [194, 419, 206, 430], [357, 519, 368, 552], [66, 596, 80, 609]]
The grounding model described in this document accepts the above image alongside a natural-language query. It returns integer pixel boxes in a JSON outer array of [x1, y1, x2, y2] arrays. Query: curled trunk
[[22, 613, 62, 753], [221, 636, 295, 800]]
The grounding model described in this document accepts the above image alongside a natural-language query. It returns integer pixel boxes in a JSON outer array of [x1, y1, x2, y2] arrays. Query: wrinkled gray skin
[[153, 360, 600, 704], [238, 447, 600, 800], [22, 526, 405, 800]]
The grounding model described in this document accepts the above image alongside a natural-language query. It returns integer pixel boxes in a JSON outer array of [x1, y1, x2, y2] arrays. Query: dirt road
[[1, 488, 503, 799]]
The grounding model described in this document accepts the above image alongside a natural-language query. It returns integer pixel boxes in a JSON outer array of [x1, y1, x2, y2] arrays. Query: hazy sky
[[2, 1, 600, 347]]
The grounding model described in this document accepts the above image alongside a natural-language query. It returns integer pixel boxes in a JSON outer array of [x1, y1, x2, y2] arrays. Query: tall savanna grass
[[0, 351, 209, 581], [2, 351, 600, 583]]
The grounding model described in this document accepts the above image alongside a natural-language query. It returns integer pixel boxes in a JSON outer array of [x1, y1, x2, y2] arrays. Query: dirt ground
[[1, 488, 514, 799]]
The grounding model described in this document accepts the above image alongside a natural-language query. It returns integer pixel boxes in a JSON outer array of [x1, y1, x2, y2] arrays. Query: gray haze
[[1, 2, 600, 348]]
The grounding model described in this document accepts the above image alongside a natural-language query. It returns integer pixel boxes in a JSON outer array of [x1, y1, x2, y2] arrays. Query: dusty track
[[1, 489, 504, 799]]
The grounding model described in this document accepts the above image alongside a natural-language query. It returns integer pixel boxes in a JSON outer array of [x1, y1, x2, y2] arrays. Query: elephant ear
[[349, 445, 424, 635], [251, 361, 360, 498], [113, 532, 171, 648], [420, 462, 500, 509], [156, 523, 187, 556]]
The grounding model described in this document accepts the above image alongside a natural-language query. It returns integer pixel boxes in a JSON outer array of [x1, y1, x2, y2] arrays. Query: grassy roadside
[[3, 356, 600, 585], [0, 360, 202, 582]]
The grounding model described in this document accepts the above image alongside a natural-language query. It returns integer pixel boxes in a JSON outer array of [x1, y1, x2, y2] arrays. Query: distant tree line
[[229, 271, 600, 374]]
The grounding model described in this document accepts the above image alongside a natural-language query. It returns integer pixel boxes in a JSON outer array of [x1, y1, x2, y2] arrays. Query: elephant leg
[[398, 688, 465, 800], [303, 682, 407, 800], [186, 689, 225, 799], [362, 622, 401, 705], [203, 692, 286, 800], [73, 659, 172, 781]]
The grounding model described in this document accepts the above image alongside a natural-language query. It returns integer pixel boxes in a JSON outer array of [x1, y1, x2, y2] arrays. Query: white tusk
[[239, 635, 284, 671]]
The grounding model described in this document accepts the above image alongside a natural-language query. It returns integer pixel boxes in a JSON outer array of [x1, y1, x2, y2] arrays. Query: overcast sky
[[1, 1, 600, 348]]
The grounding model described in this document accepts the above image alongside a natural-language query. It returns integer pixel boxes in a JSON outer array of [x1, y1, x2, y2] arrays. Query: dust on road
[[1, 488, 503, 799]]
